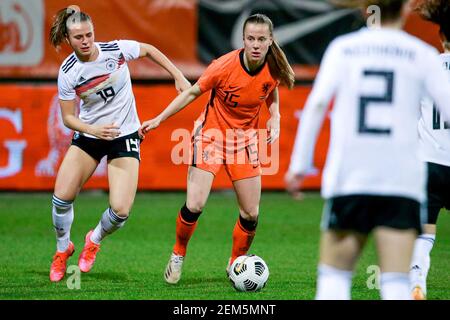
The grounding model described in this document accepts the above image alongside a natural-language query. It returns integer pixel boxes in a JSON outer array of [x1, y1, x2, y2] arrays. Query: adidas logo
[[79, 76, 86, 83]]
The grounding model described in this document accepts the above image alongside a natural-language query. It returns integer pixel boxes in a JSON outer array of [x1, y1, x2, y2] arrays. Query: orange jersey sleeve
[[197, 59, 224, 93]]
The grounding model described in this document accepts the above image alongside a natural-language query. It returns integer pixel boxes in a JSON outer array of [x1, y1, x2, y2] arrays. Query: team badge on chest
[[106, 59, 117, 71]]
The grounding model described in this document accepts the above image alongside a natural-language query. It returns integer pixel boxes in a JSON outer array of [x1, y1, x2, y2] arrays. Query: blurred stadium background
[[0, 0, 448, 300]]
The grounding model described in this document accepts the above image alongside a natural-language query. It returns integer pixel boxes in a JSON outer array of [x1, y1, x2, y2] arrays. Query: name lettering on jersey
[[344, 45, 415, 61], [444, 62, 450, 71]]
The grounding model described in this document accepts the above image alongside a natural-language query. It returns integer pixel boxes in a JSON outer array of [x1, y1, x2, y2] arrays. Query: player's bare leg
[[165, 166, 214, 284], [315, 230, 366, 300], [374, 227, 417, 300], [79, 157, 139, 273]]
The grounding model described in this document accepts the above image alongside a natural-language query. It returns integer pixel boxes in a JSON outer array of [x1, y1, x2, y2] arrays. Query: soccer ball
[[228, 254, 269, 292]]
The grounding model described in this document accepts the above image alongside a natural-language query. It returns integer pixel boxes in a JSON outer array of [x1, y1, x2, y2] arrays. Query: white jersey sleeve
[[418, 53, 450, 166], [117, 40, 140, 61], [288, 39, 343, 174], [57, 68, 76, 101]]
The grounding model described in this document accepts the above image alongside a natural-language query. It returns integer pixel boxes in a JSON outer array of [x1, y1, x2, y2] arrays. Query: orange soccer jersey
[[192, 49, 279, 180], [196, 49, 278, 131]]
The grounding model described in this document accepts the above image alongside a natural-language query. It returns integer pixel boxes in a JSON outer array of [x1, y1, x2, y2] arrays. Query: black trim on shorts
[[321, 194, 423, 234]]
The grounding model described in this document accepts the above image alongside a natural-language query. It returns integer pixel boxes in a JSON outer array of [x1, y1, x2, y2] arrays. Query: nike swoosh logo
[[271, 10, 355, 46], [230, 7, 356, 49], [200, 0, 332, 12]]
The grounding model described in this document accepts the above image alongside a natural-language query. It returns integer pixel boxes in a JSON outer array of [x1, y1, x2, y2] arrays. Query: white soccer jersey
[[418, 54, 450, 167], [289, 28, 450, 202], [58, 40, 141, 138]]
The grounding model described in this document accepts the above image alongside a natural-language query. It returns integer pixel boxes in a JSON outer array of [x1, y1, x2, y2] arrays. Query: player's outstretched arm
[[266, 87, 280, 144], [138, 43, 191, 93], [59, 99, 120, 140], [139, 83, 202, 135]]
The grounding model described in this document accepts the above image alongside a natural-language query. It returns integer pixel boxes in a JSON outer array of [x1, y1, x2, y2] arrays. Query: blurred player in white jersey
[[285, 0, 450, 299], [48, 6, 191, 282], [409, 0, 450, 300]]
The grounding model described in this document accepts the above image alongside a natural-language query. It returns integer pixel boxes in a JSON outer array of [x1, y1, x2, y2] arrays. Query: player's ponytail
[[416, 0, 450, 47], [267, 40, 295, 89], [243, 14, 295, 89], [50, 5, 92, 50]]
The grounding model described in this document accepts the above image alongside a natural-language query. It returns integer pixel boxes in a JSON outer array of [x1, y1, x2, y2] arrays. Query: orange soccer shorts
[[190, 131, 261, 181]]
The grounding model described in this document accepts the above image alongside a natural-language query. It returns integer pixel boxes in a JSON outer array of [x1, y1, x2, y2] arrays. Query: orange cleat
[[78, 230, 101, 273], [412, 286, 426, 300], [50, 242, 75, 282]]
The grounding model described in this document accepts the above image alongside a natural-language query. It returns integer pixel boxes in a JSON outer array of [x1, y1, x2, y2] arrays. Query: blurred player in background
[[140, 13, 295, 284], [48, 5, 191, 282], [410, 0, 450, 300], [285, 0, 450, 299]]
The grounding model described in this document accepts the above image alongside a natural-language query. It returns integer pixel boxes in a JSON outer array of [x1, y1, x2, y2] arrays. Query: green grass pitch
[[0, 192, 448, 300]]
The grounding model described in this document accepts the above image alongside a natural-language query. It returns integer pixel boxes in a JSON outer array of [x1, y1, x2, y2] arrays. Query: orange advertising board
[[0, 84, 328, 190], [0, 0, 201, 79]]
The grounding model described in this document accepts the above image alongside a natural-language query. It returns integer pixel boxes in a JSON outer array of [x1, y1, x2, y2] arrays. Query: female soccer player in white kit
[[285, 0, 450, 299], [48, 6, 191, 282], [410, 0, 450, 300]]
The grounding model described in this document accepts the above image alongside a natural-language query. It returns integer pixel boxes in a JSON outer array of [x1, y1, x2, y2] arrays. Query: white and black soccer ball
[[228, 255, 269, 292]]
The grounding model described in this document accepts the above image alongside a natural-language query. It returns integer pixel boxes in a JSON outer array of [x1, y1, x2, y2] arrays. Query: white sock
[[90, 207, 127, 244], [315, 264, 353, 300], [380, 272, 410, 300], [52, 195, 74, 252], [410, 234, 435, 294]]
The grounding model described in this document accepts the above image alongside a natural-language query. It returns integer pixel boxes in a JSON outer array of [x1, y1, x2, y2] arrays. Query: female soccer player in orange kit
[[140, 13, 295, 284]]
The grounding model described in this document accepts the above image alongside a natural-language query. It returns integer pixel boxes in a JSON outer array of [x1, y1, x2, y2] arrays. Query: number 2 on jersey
[[359, 70, 394, 135]]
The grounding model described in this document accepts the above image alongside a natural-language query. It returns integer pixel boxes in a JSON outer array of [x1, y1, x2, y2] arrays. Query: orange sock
[[173, 212, 198, 256], [231, 218, 256, 264]]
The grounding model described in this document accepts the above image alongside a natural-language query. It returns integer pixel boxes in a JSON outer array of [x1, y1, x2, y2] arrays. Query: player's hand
[[284, 171, 305, 200], [175, 77, 192, 94], [89, 124, 120, 140], [138, 130, 145, 140], [140, 117, 162, 135], [266, 116, 280, 144]]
